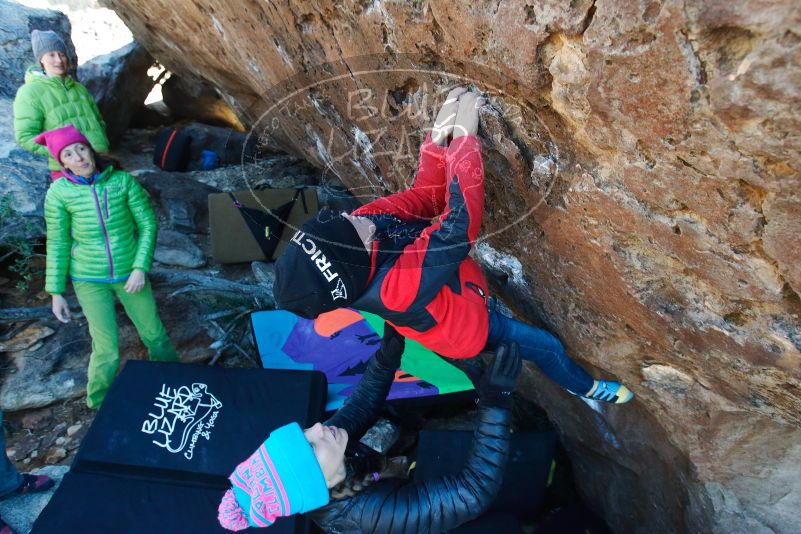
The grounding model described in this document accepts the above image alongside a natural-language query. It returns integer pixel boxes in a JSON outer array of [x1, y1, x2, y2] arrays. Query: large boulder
[[100, 0, 801, 531], [78, 42, 154, 146], [0, 316, 89, 412], [0, 97, 48, 240], [161, 71, 245, 131], [134, 169, 219, 234], [154, 229, 205, 268]]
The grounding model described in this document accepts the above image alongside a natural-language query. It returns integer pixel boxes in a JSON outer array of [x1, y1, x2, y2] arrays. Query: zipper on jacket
[[91, 184, 115, 278], [103, 188, 109, 219]]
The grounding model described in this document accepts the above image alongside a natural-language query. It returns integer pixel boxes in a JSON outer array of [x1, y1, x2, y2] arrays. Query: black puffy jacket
[[311, 338, 512, 534]]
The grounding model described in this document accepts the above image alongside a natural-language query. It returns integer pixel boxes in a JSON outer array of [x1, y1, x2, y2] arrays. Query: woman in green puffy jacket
[[13, 30, 109, 180], [38, 124, 177, 409]]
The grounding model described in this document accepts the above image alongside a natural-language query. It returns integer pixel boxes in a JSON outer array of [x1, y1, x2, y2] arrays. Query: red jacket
[[351, 134, 489, 358]]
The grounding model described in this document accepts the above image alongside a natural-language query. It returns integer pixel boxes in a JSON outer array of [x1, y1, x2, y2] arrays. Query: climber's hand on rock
[[51, 294, 71, 323], [453, 91, 484, 139], [431, 87, 468, 146], [124, 269, 146, 293]]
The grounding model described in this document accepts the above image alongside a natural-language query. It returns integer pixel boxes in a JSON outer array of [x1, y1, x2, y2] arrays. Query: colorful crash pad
[[251, 309, 475, 410]]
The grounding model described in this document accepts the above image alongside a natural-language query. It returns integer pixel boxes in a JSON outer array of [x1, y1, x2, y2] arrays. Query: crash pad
[[251, 309, 475, 411], [31, 472, 309, 534], [31, 362, 326, 533], [209, 187, 318, 263]]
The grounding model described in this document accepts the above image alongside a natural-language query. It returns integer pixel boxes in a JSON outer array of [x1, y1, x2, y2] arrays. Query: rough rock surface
[[161, 71, 245, 131], [0, 323, 53, 353], [102, 1, 801, 531], [154, 229, 205, 268], [0, 308, 91, 412], [0, 97, 48, 240], [78, 41, 154, 145]]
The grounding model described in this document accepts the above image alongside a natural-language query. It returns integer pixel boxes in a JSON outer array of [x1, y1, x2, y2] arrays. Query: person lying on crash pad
[[218, 325, 520, 533]]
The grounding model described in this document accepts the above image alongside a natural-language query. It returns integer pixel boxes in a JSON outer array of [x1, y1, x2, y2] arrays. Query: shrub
[[0, 193, 43, 291]]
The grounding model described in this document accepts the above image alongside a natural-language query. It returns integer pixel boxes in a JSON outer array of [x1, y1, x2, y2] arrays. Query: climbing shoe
[[0, 515, 14, 534], [0, 474, 55, 500], [584, 380, 633, 404]]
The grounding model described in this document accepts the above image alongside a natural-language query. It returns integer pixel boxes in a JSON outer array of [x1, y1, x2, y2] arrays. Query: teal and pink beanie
[[218, 422, 329, 531]]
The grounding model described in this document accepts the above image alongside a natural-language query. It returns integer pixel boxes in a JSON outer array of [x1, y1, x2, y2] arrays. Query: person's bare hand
[[51, 294, 71, 323], [452, 92, 485, 139], [124, 269, 146, 293], [431, 87, 468, 146]]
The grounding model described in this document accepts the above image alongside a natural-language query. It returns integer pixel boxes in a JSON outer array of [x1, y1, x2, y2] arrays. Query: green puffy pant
[[74, 279, 178, 409]]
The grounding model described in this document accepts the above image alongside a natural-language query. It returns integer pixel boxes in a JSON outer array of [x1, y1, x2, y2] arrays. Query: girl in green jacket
[[13, 30, 109, 180], [37, 124, 177, 409]]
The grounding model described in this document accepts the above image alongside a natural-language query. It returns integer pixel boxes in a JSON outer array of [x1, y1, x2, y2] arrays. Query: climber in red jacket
[[274, 88, 632, 404]]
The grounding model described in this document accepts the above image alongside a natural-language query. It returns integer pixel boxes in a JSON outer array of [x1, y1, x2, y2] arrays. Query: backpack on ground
[[153, 127, 191, 171]]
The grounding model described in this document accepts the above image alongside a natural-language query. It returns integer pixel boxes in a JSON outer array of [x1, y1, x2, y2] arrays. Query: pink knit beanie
[[34, 124, 90, 165]]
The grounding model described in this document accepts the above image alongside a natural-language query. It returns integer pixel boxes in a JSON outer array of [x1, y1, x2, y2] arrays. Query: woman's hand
[[431, 87, 468, 146], [51, 295, 71, 323], [124, 269, 146, 293], [452, 91, 485, 139]]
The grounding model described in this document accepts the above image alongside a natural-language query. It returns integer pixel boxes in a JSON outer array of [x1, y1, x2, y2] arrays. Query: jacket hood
[[24, 65, 73, 88]]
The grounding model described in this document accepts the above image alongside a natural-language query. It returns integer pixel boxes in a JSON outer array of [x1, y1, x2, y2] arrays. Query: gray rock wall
[[77, 42, 154, 145]]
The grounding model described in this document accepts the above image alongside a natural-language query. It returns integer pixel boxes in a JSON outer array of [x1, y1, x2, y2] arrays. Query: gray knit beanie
[[31, 30, 67, 61]]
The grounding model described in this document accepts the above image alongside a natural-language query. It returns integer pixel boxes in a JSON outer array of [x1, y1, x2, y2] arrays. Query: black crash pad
[[32, 362, 327, 533], [73, 362, 327, 484], [32, 471, 308, 534]]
